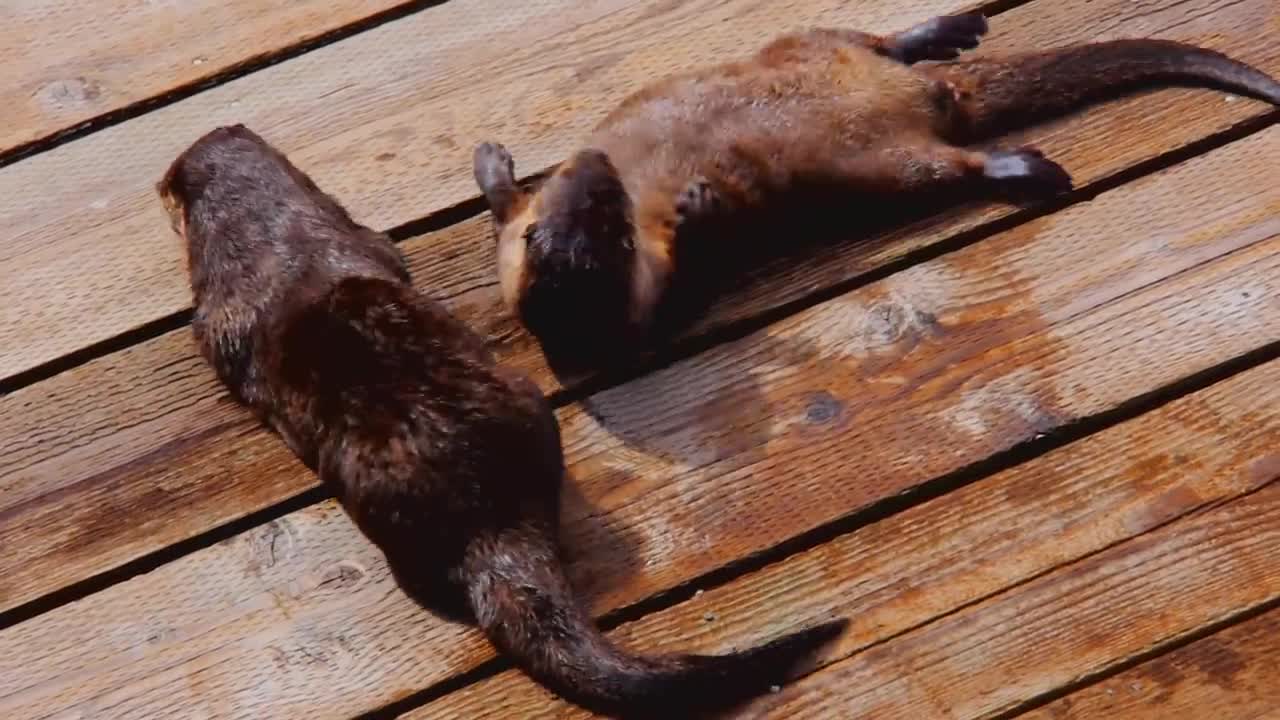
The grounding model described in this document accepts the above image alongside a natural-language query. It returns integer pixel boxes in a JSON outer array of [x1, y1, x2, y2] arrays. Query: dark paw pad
[[984, 148, 1074, 199], [892, 13, 989, 63], [674, 176, 723, 222]]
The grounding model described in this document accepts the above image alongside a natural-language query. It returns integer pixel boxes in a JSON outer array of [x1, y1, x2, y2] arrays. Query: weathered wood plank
[[3, 0, 1274, 617], [0, 0, 954, 381], [408, 357, 1280, 720], [2, 0, 1276, 381], [2, 128, 1275, 719], [1022, 609, 1280, 720], [737, 485, 1280, 718], [0, 0, 414, 157]]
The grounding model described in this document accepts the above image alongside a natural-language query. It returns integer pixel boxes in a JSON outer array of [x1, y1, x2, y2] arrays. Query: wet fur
[[160, 125, 845, 718], [475, 13, 1280, 366]]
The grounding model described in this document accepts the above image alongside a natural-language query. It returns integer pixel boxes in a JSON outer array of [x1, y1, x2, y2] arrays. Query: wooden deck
[[1, 0, 1277, 717]]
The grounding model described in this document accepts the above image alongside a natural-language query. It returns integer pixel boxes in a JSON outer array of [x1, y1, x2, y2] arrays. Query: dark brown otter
[[474, 12, 1280, 367], [158, 125, 845, 718]]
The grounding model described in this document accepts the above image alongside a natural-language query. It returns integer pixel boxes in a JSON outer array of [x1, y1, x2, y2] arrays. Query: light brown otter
[[158, 124, 845, 718], [474, 12, 1280, 367]]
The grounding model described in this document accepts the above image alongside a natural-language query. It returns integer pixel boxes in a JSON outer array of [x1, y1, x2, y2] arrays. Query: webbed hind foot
[[983, 147, 1074, 200], [887, 13, 989, 64]]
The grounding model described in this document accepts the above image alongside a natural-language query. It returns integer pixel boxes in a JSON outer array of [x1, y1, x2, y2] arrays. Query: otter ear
[[217, 123, 258, 142], [156, 157, 185, 209], [473, 141, 526, 224]]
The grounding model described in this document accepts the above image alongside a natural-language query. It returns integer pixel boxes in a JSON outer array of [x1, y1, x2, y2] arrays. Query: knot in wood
[[38, 77, 102, 110], [865, 301, 911, 343], [805, 390, 844, 425]]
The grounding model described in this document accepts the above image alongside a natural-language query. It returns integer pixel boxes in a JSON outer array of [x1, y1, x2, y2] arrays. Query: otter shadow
[[566, 191, 972, 467], [656, 186, 995, 340], [558, 468, 651, 611], [574, 328, 826, 477]]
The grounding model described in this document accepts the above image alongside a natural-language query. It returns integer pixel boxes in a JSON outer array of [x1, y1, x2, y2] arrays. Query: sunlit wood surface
[[0, 0, 1276, 717]]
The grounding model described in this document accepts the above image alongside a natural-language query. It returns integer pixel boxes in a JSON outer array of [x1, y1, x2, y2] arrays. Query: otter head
[[157, 124, 283, 277], [473, 142, 640, 369]]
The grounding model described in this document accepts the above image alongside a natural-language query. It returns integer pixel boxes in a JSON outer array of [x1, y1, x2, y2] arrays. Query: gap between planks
[[740, 482, 1280, 720], [0, 0, 450, 168], [990, 593, 1280, 720], [1014, 605, 1280, 720]]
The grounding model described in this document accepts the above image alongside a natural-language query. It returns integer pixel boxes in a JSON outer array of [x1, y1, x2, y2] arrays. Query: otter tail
[[462, 524, 846, 717], [928, 39, 1280, 141]]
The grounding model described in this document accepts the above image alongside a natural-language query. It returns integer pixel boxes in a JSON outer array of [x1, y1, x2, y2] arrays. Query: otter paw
[[674, 176, 723, 223], [473, 141, 515, 187], [892, 13, 989, 63], [984, 148, 1074, 199]]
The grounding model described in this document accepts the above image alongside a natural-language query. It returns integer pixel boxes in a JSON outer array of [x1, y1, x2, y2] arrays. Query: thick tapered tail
[[928, 39, 1280, 141], [462, 524, 847, 717]]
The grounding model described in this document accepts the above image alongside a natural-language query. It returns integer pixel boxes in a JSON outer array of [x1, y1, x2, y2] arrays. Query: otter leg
[[883, 13, 989, 64], [758, 15, 987, 65], [820, 142, 1073, 200], [473, 141, 526, 224]]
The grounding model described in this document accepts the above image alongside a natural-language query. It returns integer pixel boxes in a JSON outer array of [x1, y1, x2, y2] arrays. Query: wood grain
[[739, 488, 1280, 718], [2, 128, 1276, 719], [2, 0, 1276, 381], [1022, 609, 1280, 720], [3, 0, 1275, 618], [0, 0, 414, 156], [408, 360, 1280, 719]]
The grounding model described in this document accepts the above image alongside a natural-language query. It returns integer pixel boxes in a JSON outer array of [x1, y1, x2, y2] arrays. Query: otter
[[473, 12, 1280, 366], [158, 124, 845, 718]]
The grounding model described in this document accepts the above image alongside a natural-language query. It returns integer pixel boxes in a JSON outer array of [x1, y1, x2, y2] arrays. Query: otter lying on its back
[[474, 12, 1280, 365]]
